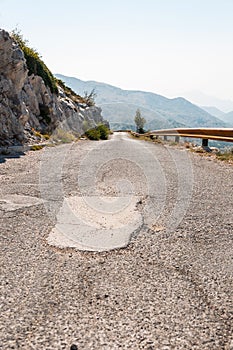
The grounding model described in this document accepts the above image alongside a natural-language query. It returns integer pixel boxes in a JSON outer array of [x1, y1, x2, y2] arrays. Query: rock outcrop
[[0, 29, 107, 146]]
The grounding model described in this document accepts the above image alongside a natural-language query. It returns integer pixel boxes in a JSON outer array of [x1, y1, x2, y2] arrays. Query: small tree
[[134, 109, 146, 133], [83, 89, 97, 106]]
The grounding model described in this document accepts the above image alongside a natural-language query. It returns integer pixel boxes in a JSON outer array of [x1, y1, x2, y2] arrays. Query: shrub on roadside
[[85, 124, 109, 141], [97, 124, 109, 140], [85, 128, 101, 140]]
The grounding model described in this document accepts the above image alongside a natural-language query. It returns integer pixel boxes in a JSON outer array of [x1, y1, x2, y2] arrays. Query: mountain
[[219, 111, 233, 126], [201, 106, 225, 118], [201, 106, 233, 127], [0, 30, 106, 146], [182, 90, 233, 113], [56, 74, 227, 131]]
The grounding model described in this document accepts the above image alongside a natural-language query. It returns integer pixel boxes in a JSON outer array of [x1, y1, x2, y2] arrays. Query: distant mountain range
[[182, 90, 233, 113], [201, 106, 233, 126], [220, 111, 233, 125], [56, 74, 230, 130], [201, 106, 225, 118]]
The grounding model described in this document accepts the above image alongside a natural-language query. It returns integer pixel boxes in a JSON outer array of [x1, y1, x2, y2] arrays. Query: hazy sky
[[0, 0, 233, 101]]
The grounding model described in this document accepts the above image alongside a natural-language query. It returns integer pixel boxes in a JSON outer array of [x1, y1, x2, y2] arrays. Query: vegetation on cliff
[[11, 29, 96, 107], [0, 29, 107, 146], [11, 29, 58, 94], [55, 78, 96, 106]]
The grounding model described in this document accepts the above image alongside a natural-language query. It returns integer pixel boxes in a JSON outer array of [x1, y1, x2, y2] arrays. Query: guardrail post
[[175, 136, 180, 143], [164, 136, 167, 141], [202, 138, 209, 147]]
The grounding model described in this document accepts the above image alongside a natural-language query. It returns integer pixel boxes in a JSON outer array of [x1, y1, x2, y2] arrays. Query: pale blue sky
[[0, 0, 233, 101]]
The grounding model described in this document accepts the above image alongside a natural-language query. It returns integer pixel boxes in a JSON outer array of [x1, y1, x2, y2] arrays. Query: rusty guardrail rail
[[144, 128, 233, 146]]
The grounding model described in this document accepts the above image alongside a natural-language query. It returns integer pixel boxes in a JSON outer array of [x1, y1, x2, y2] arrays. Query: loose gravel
[[0, 133, 232, 349]]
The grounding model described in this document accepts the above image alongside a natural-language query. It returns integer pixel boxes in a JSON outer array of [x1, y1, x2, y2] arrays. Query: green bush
[[97, 124, 109, 140], [85, 124, 109, 141], [85, 128, 101, 140]]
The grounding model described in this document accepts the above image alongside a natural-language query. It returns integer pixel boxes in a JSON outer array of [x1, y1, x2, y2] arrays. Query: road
[[0, 132, 233, 349]]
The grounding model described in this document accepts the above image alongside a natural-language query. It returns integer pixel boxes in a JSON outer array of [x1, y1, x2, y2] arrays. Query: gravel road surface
[[0, 132, 232, 349]]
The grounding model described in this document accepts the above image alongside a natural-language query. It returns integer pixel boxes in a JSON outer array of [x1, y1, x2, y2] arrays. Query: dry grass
[[50, 129, 77, 144], [216, 150, 233, 162]]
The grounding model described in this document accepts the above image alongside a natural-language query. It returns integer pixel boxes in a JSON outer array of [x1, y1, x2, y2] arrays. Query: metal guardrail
[[144, 128, 233, 145]]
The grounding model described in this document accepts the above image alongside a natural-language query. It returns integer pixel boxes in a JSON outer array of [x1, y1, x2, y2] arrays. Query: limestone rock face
[[0, 29, 107, 146]]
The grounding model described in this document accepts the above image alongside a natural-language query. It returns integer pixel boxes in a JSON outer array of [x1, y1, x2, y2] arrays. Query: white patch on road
[[47, 195, 143, 251]]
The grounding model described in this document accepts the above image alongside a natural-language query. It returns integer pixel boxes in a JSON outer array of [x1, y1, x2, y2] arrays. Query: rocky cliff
[[0, 29, 107, 146]]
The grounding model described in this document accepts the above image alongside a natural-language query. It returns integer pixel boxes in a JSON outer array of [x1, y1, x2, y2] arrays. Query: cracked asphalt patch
[[48, 195, 143, 251]]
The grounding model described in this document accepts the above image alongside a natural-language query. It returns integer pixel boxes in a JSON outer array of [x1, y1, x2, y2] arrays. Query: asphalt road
[[0, 132, 233, 349]]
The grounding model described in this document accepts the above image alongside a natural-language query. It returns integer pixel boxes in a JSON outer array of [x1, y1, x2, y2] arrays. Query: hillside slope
[[202, 106, 233, 127], [0, 30, 106, 146], [219, 111, 233, 126], [56, 74, 226, 130], [201, 106, 225, 118]]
